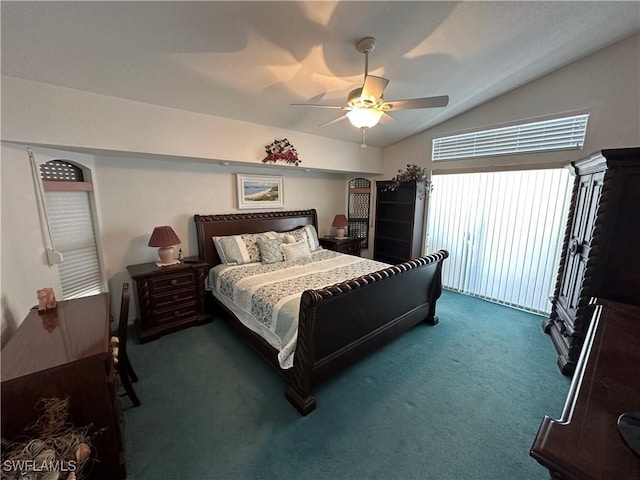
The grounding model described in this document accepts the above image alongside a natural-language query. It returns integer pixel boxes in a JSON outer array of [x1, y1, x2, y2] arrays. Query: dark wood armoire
[[543, 147, 640, 375], [373, 180, 425, 264]]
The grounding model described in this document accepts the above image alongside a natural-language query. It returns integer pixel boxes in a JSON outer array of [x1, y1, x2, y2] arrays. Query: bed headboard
[[194, 209, 318, 267]]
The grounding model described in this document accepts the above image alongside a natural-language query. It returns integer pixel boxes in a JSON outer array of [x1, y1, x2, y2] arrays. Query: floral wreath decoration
[[262, 138, 301, 166], [386, 164, 433, 199]]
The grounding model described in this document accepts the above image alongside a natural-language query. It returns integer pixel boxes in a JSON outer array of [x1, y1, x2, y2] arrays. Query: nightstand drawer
[[152, 304, 199, 325], [152, 290, 196, 311], [150, 272, 195, 293], [339, 243, 360, 255]]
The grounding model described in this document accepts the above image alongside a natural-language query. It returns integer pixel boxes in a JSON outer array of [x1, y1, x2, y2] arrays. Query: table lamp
[[332, 214, 349, 239], [148, 226, 181, 266]]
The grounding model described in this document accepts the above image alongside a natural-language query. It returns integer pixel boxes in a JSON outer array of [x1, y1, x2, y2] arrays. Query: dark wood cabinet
[[319, 236, 363, 256], [1, 294, 126, 479], [531, 299, 640, 479], [127, 259, 211, 342], [373, 180, 425, 264], [543, 148, 640, 375]]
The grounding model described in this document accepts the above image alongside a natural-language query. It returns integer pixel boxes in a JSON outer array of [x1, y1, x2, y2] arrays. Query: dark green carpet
[[123, 290, 570, 479]]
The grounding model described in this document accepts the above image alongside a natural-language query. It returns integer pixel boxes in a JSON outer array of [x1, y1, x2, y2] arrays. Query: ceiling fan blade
[[319, 114, 348, 127], [383, 95, 449, 110], [361, 75, 389, 104], [380, 111, 397, 124], [290, 103, 345, 109]]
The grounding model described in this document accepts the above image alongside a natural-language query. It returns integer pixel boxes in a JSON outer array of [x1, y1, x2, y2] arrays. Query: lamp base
[[335, 228, 346, 239], [156, 246, 177, 267]]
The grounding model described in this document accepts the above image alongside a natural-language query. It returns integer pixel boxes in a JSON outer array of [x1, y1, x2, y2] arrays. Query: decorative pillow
[[288, 225, 321, 251], [239, 232, 265, 263], [212, 236, 234, 265], [280, 240, 312, 262], [257, 237, 284, 264], [213, 231, 279, 265], [212, 235, 251, 265], [282, 234, 296, 244]]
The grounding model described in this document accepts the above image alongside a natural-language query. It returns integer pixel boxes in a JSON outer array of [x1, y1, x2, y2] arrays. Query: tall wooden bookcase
[[543, 148, 640, 375], [373, 180, 426, 264]]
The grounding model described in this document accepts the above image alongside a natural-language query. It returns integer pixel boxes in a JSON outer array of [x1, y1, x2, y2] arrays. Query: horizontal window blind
[[426, 169, 572, 314], [45, 191, 104, 299], [432, 114, 589, 161]]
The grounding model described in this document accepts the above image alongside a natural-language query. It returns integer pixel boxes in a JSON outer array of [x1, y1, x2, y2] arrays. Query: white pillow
[[288, 225, 321, 251], [280, 240, 312, 262]]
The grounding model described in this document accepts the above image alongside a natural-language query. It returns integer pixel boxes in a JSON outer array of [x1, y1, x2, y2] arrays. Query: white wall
[[93, 155, 350, 296], [1, 76, 383, 175], [383, 33, 640, 177]]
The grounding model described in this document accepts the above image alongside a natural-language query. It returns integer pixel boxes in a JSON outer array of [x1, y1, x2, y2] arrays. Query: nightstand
[[127, 259, 211, 342], [319, 237, 363, 256]]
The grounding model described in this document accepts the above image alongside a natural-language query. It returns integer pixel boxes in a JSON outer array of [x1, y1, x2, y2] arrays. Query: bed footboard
[[286, 250, 449, 415]]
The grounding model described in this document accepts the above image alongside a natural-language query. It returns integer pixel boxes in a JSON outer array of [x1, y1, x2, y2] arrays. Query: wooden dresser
[[373, 180, 425, 264], [543, 148, 640, 374], [127, 260, 211, 342], [531, 299, 640, 479], [1, 293, 126, 479]]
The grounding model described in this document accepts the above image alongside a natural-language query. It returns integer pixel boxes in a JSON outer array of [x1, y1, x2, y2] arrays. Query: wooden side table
[[127, 259, 211, 342], [319, 237, 363, 256]]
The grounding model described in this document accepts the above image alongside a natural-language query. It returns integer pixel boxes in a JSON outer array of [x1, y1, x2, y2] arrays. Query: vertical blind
[[45, 191, 104, 299], [426, 169, 572, 314]]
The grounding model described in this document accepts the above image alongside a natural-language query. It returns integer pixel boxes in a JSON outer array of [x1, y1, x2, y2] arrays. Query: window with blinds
[[426, 168, 572, 314], [40, 160, 105, 299], [432, 114, 589, 161]]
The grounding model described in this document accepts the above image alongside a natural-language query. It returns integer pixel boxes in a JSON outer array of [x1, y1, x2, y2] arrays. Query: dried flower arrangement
[[262, 138, 300, 166], [386, 164, 433, 199], [1, 398, 100, 480]]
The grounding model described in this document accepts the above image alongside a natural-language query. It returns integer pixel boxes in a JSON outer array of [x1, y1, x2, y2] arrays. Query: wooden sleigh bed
[[194, 209, 448, 415]]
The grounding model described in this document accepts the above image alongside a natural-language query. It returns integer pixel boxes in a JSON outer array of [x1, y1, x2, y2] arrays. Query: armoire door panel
[[544, 148, 640, 375], [583, 174, 604, 243], [571, 177, 591, 239]]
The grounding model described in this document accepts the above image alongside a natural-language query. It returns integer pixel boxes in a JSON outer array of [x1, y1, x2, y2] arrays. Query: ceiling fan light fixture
[[347, 108, 383, 129]]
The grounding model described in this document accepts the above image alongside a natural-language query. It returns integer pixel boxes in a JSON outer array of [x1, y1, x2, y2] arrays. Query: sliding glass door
[[426, 169, 572, 314]]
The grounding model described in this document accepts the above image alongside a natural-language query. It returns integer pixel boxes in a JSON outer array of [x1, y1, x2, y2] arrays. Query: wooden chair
[[111, 283, 141, 407]]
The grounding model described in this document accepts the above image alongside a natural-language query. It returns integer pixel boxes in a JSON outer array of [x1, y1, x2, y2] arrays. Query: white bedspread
[[207, 249, 389, 369]]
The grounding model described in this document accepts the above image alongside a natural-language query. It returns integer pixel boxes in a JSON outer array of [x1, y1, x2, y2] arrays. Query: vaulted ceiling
[[2, 1, 639, 148]]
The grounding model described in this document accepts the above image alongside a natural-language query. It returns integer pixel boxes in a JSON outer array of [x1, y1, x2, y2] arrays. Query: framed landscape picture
[[236, 174, 284, 209]]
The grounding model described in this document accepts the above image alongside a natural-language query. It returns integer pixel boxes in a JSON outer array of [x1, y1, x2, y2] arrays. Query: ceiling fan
[[292, 37, 449, 147]]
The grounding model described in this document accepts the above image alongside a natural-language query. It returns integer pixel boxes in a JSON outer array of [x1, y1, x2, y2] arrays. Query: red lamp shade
[[332, 214, 348, 239], [332, 215, 349, 228], [148, 226, 181, 266]]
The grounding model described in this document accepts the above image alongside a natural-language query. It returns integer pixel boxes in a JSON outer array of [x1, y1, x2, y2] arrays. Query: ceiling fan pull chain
[[361, 128, 368, 148]]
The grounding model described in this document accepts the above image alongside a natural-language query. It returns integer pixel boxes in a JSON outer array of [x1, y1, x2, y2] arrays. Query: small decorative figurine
[[37, 287, 57, 314]]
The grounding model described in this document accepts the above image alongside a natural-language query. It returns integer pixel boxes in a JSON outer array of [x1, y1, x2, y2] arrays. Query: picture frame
[[236, 174, 284, 209]]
